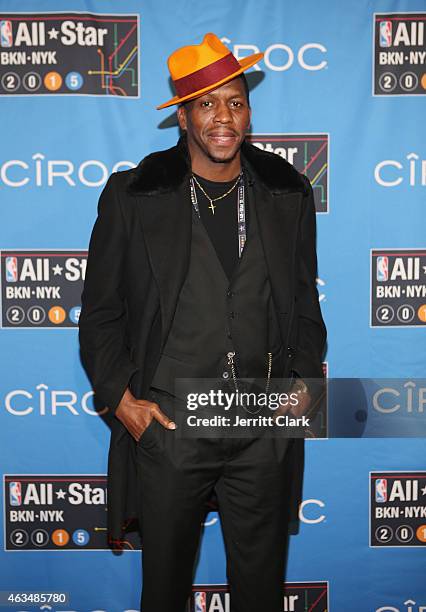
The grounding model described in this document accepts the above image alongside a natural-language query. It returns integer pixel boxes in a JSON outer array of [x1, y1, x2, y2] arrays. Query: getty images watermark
[[185, 388, 310, 427], [156, 377, 426, 440], [169, 377, 327, 439]]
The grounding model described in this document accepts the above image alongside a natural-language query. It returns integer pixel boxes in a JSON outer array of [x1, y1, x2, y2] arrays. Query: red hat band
[[173, 53, 241, 98]]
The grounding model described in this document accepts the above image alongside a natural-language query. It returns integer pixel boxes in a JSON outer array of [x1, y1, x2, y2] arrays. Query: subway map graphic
[[248, 134, 329, 213], [0, 12, 139, 96]]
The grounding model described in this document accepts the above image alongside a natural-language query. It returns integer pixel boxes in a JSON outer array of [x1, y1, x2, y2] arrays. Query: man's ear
[[247, 106, 252, 131], [177, 105, 187, 131]]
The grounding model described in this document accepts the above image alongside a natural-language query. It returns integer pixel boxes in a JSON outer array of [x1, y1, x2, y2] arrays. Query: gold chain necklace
[[192, 173, 241, 215]]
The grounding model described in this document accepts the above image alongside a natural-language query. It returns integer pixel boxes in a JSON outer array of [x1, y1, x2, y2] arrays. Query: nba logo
[[376, 256, 388, 282], [0, 20, 13, 47], [9, 481, 22, 506], [379, 21, 392, 47], [5, 256, 18, 282], [194, 592, 206, 612], [375, 478, 387, 503]]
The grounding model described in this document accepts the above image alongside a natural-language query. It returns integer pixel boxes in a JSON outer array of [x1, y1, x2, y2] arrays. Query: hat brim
[[156, 52, 264, 110]]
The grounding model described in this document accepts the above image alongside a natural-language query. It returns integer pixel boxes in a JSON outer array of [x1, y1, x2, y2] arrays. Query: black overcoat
[[78, 135, 327, 543]]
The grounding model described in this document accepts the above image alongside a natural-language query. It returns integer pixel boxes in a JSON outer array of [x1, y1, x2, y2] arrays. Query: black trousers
[[135, 387, 293, 612]]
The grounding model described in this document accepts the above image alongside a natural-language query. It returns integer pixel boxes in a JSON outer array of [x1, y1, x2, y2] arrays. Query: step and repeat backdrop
[[1, 1, 425, 611]]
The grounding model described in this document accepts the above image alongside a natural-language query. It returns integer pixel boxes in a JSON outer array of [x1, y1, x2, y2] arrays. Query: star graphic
[[48, 27, 59, 40], [56, 488, 66, 499], [52, 264, 63, 275], [421, 485, 426, 496]]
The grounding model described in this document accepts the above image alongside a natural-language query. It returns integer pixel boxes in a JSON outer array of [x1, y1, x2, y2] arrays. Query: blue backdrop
[[1, 1, 425, 611]]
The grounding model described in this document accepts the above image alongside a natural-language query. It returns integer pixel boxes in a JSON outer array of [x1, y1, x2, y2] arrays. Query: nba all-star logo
[[373, 12, 426, 95], [190, 582, 328, 611], [4, 474, 142, 551], [1, 249, 88, 328], [0, 12, 139, 96], [370, 471, 426, 547], [247, 134, 329, 213], [371, 249, 426, 327]]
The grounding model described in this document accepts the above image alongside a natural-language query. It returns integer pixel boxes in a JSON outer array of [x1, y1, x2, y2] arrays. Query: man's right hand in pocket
[[115, 388, 176, 442]]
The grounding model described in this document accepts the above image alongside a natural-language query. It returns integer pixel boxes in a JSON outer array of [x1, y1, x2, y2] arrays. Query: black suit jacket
[[78, 135, 327, 543]]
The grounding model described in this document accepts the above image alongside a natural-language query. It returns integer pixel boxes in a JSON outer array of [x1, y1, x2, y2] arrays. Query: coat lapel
[[241, 142, 306, 314], [136, 182, 192, 352], [249, 178, 302, 314]]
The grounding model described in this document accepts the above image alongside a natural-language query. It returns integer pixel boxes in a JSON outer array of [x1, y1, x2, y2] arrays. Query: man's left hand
[[273, 378, 311, 420]]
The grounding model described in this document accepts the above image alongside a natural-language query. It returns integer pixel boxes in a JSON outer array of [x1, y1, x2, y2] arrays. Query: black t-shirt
[[192, 172, 249, 282]]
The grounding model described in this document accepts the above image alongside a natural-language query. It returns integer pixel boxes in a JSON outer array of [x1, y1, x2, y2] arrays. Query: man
[[79, 33, 326, 612]]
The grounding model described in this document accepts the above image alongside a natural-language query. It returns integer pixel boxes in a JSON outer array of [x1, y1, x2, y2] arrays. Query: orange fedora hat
[[156, 32, 263, 110]]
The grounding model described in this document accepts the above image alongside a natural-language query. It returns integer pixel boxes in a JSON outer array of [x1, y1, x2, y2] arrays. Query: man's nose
[[213, 101, 232, 123]]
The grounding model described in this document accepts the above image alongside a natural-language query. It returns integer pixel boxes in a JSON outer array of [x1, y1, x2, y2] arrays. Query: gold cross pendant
[[208, 200, 216, 214]]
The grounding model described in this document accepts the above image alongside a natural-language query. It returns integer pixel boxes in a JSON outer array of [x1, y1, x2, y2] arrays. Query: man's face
[[177, 77, 251, 164]]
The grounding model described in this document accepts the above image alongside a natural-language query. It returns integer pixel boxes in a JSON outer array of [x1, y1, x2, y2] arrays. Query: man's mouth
[[207, 131, 238, 146]]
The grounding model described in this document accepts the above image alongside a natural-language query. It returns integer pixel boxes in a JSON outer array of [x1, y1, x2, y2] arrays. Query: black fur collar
[[126, 133, 307, 196]]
